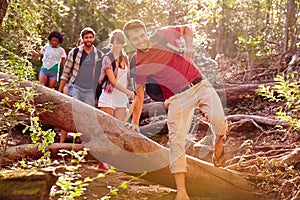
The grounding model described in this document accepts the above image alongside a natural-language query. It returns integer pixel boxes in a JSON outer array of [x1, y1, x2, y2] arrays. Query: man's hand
[[125, 123, 140, 133], [183, 48, 195, 59]]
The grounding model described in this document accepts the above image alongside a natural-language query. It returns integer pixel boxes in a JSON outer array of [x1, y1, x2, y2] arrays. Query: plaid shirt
[[60, 45, 101, 84]]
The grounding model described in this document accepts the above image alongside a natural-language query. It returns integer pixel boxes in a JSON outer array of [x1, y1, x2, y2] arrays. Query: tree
[[284, 0, 297, 51], [0, 0, 8, 26]]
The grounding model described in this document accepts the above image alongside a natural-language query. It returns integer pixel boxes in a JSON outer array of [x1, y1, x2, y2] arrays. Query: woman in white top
[[98, 29, 135, 120], [30, 30, 66, 89]]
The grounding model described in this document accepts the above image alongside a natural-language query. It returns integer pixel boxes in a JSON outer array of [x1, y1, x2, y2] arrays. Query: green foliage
[[50, 147, 92, 199], [0, 46, 36, 80], [48, 135, 147, 200], [0, 74, 56, 168], [3, 0, 299, 60], [26, 116, 56, 166], [257, 72, 300, 131], [101, 171, 147, 200]]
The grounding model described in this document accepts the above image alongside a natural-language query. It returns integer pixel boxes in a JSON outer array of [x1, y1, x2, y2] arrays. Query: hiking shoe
[[97, 162, 109, 171]]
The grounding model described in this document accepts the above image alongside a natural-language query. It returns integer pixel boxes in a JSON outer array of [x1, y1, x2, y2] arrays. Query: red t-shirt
[[135, 26, 202, 100]]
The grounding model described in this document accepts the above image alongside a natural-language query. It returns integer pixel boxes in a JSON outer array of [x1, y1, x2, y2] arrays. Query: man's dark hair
[[48, 30, 64, 43], [123, 19, 146, 39], [80, 27, 96, 39]]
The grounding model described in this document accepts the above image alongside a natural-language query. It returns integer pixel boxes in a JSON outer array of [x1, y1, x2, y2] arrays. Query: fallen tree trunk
[[214, 82, 274, 105], [4, 143, 91, 161], [141, 82, 275, 112], [0, 169, 57, 200], [141, 82, 275, 119], [0, 72, 263, 200]]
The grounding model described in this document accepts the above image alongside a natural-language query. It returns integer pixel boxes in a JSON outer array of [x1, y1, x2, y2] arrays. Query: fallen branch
[[2, 143, 97, 164], [226, 114, 289, 127], [274, 147, 300, 167], [226, 148, 299, 173]]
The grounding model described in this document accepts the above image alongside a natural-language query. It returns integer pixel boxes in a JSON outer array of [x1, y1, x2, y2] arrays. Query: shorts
[[39, 69, 58, 81], [98, 90, 127, 109]]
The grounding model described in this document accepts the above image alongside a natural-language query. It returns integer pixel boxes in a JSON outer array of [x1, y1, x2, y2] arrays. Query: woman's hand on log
[[125, 123, 140, 133]]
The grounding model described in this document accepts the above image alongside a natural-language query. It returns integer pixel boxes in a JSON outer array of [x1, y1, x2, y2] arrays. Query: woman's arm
[[105, 68, 135, 99], [61, 57, 66, 67], [30, 49, 43, 58]]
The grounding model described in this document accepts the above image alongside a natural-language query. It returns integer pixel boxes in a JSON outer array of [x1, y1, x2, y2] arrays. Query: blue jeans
[[68, 84, 95, 107]]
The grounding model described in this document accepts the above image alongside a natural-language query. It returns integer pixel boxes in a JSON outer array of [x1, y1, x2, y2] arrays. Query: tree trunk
[[0, 169, 57, 200], [0, 72, 263, 200], [284, 0, 296, 51], [0, 0, 9, 27], [216, 0, 225, 56]]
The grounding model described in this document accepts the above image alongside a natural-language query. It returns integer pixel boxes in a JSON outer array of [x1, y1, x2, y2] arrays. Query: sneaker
[[97, 162, 109, 171]]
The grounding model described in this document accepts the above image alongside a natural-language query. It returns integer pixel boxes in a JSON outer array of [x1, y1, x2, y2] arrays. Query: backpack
[[95, 52, 116, 99], [72, 47, 103, 68], [130, 33, 183, 102], [130, 54, 165, 102]]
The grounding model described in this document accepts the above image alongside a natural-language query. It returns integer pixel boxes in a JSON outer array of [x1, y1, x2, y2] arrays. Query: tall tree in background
[[284, 0, 296, 51], [0, 0, 8, 26], [216, 0, 225, 56], [1, 0, 300, 75]]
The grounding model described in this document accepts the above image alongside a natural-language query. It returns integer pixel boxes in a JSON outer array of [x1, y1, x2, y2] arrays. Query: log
[[141, 82, 276, 119], [0, 72, 263, 200], [0, 169, 57, 200], [4, 143, 94, 161], [227, 114, 289, 127], [214, 82, 274, 105]]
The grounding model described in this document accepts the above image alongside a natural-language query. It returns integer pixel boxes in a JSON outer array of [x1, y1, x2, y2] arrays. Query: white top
[[112, 66, 128, 107], [98, 64, 129, 108], [41, 45, 66, 69]]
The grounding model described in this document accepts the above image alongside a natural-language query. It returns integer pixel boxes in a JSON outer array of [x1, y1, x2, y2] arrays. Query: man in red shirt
[[123, 19, 227, 200]]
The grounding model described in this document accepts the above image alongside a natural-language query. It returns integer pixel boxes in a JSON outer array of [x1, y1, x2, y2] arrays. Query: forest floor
[[6, 95, 299, 200], [2, 55, 300, 200]]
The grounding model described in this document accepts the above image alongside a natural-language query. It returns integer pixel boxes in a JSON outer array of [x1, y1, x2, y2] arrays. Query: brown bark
[[216, 0, 225, 56], [0, 169, 57, 200], [4, 143, 96, 162], [0, 0, 8, 27], [284, 0, 296, 51], [226, 114, 289, 128], [215, 82, 274, 105]]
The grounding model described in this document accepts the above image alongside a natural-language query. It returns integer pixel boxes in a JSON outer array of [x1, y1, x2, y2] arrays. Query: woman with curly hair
[[30, 30, 66, 88]]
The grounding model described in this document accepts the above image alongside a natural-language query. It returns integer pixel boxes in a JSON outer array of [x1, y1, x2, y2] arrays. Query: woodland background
[[0, 0, 299, 75]]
